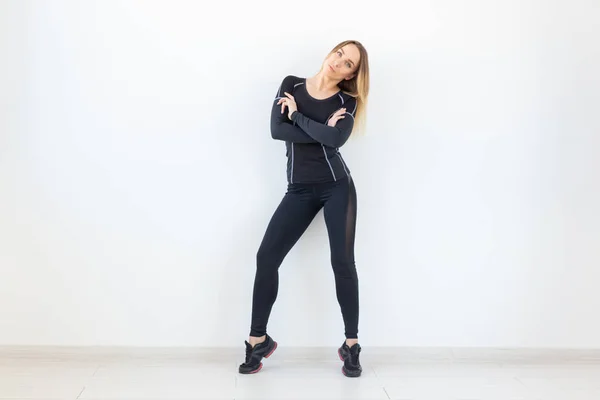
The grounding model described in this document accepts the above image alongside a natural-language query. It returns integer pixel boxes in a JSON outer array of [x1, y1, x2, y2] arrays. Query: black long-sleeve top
[[270, 75, 357, 184]]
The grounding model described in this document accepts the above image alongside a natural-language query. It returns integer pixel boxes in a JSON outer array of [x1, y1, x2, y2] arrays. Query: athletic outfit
[[240, 75, 362, 377]]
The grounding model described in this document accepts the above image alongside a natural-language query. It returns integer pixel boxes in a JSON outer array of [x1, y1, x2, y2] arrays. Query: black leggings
[[250, 176, 359, 339]]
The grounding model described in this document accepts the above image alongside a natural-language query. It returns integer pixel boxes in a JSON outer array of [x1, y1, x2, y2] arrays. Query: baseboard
[[1, 345, 600, 364]]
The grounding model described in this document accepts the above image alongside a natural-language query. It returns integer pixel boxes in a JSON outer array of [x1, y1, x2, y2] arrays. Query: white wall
[[1, 0, 599, 348]]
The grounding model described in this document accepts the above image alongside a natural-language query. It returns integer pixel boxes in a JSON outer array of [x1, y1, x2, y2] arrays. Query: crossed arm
[[270, 76, 357, 148]]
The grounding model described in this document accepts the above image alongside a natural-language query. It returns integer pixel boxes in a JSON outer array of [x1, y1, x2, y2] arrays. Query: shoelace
[[244, 345, 253, 365]]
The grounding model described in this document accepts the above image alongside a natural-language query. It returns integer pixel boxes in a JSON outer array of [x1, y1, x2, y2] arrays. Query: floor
[[1, 347, 600, 399]]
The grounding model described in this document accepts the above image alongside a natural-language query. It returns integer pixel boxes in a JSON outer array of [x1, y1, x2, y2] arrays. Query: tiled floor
[[1, 347, 600, 399]]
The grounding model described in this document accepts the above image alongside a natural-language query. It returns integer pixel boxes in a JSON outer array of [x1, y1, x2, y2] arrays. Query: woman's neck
[[308, 72, 340, 92]]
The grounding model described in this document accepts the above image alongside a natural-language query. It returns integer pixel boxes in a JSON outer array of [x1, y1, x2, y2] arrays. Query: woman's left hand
[[277, 92, 298, 120]]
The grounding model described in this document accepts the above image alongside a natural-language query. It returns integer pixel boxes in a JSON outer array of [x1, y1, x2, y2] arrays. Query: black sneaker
[[238, 334, 278, 374], [338, 342, 362, 377]]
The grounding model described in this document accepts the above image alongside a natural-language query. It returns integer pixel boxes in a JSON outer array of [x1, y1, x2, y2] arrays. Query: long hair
[[327, 40, 370, 134]]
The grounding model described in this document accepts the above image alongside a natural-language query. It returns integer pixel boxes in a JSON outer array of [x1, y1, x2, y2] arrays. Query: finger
[[284, 92, 294, 100], [334, 117, 345, 126]]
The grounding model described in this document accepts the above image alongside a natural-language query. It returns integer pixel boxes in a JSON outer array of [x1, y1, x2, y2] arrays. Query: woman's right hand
[[327, 108, 346, 127]]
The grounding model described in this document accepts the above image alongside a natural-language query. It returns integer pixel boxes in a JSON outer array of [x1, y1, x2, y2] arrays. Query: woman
[[239, 40, 370, 378]]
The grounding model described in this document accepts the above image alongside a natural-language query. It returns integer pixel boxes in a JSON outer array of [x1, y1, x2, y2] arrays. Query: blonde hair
[[327, 40, 370, 134]]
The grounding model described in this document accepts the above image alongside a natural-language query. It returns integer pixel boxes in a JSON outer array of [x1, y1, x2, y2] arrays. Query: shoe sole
[[239, 341, 278, 375], [341, 366, 361, 377], [247, 362, 263, 374]]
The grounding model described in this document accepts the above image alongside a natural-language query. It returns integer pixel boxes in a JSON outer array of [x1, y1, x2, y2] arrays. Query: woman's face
[[323, 44, 360, 81]]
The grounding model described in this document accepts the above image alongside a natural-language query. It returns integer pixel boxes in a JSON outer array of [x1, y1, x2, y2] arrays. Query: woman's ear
[[345, 74, 356, 81]]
